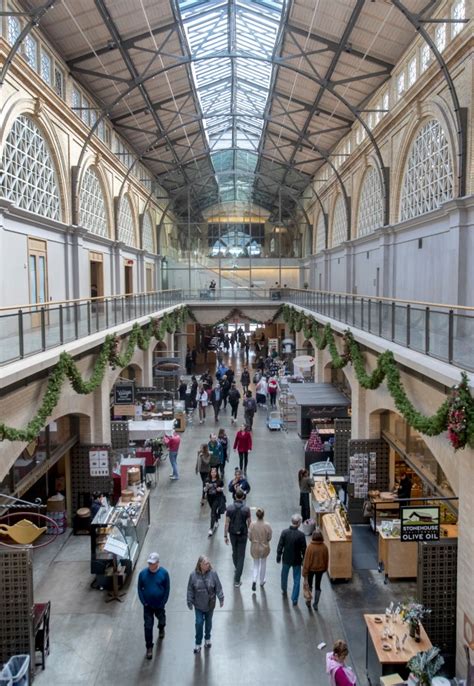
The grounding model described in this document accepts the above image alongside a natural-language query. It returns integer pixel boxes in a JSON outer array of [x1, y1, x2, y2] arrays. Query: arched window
[[1, 115, 61, 221], [357, 167, 383, 236], [118, 195, 136, 247], [79, 167, 108, 237], [400, 119, 454, 221], [315, 213, 326, 253], [142, 212, 155, 253], [331, 196, 347, 248]]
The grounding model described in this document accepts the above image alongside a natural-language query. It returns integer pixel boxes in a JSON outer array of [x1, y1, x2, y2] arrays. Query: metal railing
[[283, 288, 474, 372], [0, 290, 183, 365], [0, 288, 473, 371]]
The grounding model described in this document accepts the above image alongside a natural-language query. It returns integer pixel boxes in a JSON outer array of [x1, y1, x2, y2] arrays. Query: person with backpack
[[208, 434, 224, 477], [228, 382, 241, 424], [233, 425, 253, 474], [240, 367, 250, 394], [267, 376, 279, 407], [228, 468, 251, 500], [243, 391, 257, 429], [224, 488, 251, 587]]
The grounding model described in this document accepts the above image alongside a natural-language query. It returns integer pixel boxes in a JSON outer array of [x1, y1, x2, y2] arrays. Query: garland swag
[[278, 304, 474, 451], [0, 307, 189, 444]]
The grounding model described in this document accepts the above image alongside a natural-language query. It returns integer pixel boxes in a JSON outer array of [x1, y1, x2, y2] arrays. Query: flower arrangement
[[447, 375, 469, 450], [401, 601, 431, 627], [407, 647, 444, 685]]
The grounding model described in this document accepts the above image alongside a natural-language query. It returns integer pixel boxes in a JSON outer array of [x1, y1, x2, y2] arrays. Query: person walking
[[208, 434, 224, 477], [302, 529, 329, 611], [298, 468, 315, 522], [268, 375, 279, 407], [240, 367, 250, 394], [196, 443, 211, 505], [326, 640, 357, 685], [164, 430, 181, 480], [190, 376, 198, 409], [205, 466, 226, 537], [210, 382, 223, 422], [233, 424, 252, 473], [220, 374, 231, 409], [276, 514, 307, 606], [197, 385, 208, 424], [187, 556, 224, 655], [255, 375, 267, 408], [217, 428, 228, 477], [243, 391, 257, 429], [248, 507, 272, 591], [137, 552, 170, 660], [228, 468, 251, 500], [185, 350, 193, 374], [224, 489, 251, 587], [228, 382, 241, 424]]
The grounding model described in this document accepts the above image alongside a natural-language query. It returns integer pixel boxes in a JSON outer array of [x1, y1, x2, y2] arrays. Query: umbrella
[[293, 355, 315, 368]]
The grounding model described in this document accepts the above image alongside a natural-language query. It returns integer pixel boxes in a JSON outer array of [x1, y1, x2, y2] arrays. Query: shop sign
[[114, 383, 135, 405], [400, 506, 440, 542]]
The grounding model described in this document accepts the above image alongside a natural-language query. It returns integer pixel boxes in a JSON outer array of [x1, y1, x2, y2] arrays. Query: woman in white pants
[[248, 508, 272, 592]]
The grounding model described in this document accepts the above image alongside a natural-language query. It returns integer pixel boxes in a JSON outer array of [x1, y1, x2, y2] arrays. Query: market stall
[[288, 382, 350, 440], [321, 509, 352, 581]]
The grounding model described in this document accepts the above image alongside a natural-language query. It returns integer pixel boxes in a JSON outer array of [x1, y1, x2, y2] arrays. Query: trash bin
[[0, 665, 13, 686], [3, 655, 30, 686]]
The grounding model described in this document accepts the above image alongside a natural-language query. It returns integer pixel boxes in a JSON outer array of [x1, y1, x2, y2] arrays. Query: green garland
[[279, 304, 474, 449], [0, 307, 189, 444]]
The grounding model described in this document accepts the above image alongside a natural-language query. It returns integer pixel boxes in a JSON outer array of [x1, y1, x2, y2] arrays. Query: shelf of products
[[321, 509, 352, 581], [279, 388, 297, 426], [305, 429, 334, 469], [90, 487, 150, 584]]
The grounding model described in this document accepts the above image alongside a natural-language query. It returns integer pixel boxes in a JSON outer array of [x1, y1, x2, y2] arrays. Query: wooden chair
[[34, 601, 51, 670]]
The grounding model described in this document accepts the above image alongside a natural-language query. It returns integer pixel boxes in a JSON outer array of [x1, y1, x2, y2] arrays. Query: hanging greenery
[[211, 307, 265, 327], [0, 307, 189, 444], [277, 304, 474, 450]]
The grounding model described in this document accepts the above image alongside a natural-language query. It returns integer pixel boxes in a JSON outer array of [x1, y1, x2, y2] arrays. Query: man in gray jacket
[[187, 555, 224, 654]]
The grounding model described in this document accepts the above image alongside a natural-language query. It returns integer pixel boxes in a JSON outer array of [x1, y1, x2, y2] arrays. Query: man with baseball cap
[[137, 552, 170, 659]]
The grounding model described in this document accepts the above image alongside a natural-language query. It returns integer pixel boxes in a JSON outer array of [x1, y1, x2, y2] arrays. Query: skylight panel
[[178, 0, 284, 202]]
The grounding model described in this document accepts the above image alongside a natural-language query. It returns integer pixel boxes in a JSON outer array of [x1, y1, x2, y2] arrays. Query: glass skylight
[[178, 0, 285, 202]]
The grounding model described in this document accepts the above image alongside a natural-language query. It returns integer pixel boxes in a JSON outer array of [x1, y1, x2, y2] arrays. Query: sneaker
[[146, 647, 153, 660], [170, 476, 179, 480], [204, 640, 212, 649], [159, 628, 165, 639], [292, 600, 298, 607], [200, 499, 206, 506], [260, 581, 266, 587], [193, 645, 201, 654], [281, 589, 287, 595], [234, 581, 242, 588], [251, 582, 256, 592], [213, 520, 219, 532], [208, 528, 213, 537]]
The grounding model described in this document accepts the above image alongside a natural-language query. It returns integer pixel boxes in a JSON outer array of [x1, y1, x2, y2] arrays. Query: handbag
[[303, 580, 312, 603]]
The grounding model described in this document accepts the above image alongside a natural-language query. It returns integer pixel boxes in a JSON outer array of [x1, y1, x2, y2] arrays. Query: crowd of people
[[136, 327, 355, 683]]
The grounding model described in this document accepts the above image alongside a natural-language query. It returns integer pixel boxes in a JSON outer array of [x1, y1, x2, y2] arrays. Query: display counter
[[90, 487, 150, 586], [321, 511, 352, 581], [377, 524, 458, 580], [311, 480, 337, 524]]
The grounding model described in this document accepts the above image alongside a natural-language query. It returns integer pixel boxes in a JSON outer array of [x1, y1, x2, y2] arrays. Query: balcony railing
[[283, 289, 474, 372], [0, 288, 472, 372]]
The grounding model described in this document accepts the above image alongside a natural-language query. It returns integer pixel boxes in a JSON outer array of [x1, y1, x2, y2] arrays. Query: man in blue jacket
[[138, 552, 170, 659]]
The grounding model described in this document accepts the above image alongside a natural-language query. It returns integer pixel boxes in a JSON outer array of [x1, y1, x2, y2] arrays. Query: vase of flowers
[[401, 602, 431, 642]]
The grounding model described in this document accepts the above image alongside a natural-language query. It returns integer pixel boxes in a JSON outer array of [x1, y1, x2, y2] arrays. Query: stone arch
[[0, 96, 70, 222], [329, 193, 348, 248], [392, 98, 458, 222], [141, 208, 156, 253], [354, 159, 384, 238], [76, 156, 113, 239], [153, 340, 168, 358]]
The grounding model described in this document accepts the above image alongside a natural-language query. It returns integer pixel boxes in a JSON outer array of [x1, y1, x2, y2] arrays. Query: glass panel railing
[[428, 310, 449, 362], [0, 313, 20, 364], [453, 313, 474, 370], [408, 306, 426, 353]]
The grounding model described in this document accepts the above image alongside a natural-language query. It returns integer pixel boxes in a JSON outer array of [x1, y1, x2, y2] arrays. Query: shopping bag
[[303, 580, 312, 603]]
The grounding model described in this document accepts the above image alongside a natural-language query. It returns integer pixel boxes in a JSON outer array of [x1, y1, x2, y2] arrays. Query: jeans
[[244, 412, 254, 429], [169, 451, 178, 478], [238, 451, 248, 473], [213, 401, 221, 421], [195, 608, 213, 646], [281, 564, 302, 604], [307, 570, 324, 592], [208, 496, 222, 528], [229, 533, 248, 583], [230, 403, 239, 420], [252, 557, 267, 585], [143, 605, 166, 648], [300, 492, 311, 522]]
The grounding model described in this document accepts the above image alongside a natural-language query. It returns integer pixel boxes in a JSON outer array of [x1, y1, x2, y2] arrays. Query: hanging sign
[[114, 383, 135, 405], [400, 506, 440, 542]]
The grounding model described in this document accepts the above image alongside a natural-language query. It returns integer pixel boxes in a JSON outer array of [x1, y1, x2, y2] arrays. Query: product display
[[321, 511, 352, 580]]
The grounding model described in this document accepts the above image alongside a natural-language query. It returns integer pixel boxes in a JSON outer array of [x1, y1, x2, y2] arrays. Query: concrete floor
[[32, 348, 415, 686]]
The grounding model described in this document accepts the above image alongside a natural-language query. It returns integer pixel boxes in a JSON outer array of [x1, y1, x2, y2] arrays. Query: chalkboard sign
[[114, 383, 135, 405]]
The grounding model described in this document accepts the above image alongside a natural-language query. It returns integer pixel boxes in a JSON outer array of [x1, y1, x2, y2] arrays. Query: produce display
[[306, 429, 323, 451]]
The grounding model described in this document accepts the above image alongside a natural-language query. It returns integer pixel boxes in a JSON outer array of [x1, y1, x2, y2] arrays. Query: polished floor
[[33, 348, 411, 686]]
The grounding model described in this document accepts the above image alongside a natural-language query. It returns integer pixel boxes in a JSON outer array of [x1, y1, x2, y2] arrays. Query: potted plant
[[401, 601, 431, 641], [407, 647, 444, 685], [303, 282, 309, 289]]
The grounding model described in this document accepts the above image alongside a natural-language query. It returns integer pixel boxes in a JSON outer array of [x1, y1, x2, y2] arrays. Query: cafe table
[[364, 613, 432, 685]]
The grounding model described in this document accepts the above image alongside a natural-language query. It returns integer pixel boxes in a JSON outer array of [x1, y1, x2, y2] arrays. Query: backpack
[[244, 398, 256, 415], [229, 503, 248, 536]]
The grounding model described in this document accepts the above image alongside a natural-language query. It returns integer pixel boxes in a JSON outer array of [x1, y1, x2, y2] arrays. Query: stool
[[73, 507, 91, 535], [380, 675, 405, 686]]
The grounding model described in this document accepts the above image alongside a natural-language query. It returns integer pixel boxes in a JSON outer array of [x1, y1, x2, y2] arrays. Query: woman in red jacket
[[233, 425, 253, 474]]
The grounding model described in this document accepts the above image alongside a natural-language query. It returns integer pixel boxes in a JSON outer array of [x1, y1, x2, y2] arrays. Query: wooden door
[[28, 238, 48, 327]]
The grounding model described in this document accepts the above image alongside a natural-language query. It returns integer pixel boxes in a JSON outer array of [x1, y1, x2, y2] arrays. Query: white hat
[[147, 552, 159, 564]]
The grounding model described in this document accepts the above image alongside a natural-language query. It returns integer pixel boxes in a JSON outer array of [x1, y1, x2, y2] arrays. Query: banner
[[400, 506, 440, 542]]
